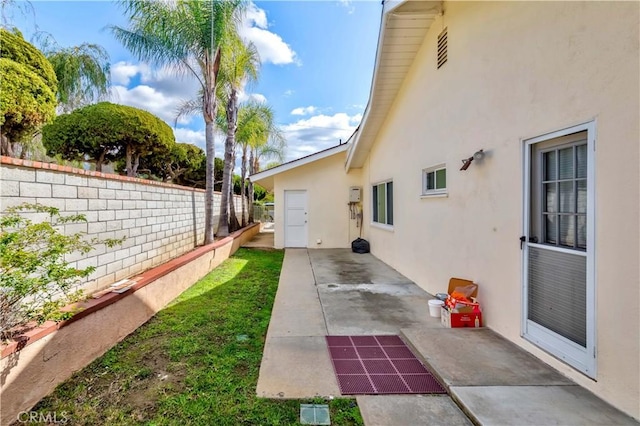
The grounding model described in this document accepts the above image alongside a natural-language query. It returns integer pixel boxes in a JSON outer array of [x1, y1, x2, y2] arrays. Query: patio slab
[[308, 249, 412, 285], [357, 395, 472, 426], [401, 328, 573, 387], [452, 385, 639, 425], [256, 336, 340, 399], [256, 249, 638, 425], [318, 282, 441, 335]]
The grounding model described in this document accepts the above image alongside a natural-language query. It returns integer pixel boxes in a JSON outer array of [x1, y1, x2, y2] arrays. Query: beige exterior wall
[[272, 151, 363, 249], [357, 1, 638, 418]]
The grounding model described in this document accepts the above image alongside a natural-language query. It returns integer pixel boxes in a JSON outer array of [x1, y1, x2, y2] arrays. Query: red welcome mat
[[326, 335, 447, 395]]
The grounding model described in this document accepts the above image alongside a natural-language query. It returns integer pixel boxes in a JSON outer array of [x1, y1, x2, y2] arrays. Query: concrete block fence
[[0, 156, 245, 296]]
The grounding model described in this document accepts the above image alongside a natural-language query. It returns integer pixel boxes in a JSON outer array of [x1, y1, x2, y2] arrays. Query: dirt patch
[[32, 335, 187, 424]]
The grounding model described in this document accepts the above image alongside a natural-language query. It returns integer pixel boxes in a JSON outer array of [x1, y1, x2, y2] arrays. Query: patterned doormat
[[326, 335, 447, 395]]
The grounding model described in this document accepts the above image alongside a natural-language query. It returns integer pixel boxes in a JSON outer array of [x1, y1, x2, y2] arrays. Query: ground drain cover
[[326, 335, 446, 395], [300, 404, 330, 425]]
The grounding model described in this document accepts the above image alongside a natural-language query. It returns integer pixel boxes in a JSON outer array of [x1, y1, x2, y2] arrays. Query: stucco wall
[[272, 151, 363, 249], [358, 1, 638, 418], [0, 157, 246, 296]]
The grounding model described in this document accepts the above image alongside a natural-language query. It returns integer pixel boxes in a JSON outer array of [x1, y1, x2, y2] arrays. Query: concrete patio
[[256, 248, 638, 425]]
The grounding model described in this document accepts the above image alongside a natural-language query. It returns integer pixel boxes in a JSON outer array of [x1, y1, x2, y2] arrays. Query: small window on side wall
[[423, 165, 447, 196], [372, 181, 393, 226]]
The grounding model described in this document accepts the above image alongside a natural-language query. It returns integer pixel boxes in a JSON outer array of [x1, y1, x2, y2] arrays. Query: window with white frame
[[422, 165, 447, 195], [372, 181, 393, 226]]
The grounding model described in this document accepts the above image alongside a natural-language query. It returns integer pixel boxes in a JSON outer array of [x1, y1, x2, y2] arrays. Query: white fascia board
[[250, 143, 349, 182], [383, 0, 408, 14], [345, 5, 392, 171]]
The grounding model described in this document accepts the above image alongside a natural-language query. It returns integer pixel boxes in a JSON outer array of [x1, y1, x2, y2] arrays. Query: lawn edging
[[0, 223, 260, 425]]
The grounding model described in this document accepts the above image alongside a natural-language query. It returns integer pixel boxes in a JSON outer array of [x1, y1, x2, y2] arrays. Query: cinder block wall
[[0, 157, 245, 295]]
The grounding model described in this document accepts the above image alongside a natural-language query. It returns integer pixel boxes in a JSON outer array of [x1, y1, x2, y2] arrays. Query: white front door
[[523, 122, 596, 378], [284, 190, 308, 247]]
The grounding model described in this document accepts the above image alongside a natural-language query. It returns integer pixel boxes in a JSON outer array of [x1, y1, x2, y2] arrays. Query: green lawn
[[31, 248, 362, 425]]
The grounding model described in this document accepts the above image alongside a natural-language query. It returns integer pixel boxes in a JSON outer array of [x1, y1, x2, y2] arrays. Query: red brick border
[[0, 223, 260, 358], [0, 156, 206, 193]]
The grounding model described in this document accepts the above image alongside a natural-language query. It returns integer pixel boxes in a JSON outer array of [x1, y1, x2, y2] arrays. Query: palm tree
[[111, 0, 243, 245], [243, 104, 285, 224], [41, 40, 111, 113], [216, 36, 259, 236]]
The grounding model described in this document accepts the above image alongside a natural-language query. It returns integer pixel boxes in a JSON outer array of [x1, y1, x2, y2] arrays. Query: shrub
[[0, 203, 121, 340]]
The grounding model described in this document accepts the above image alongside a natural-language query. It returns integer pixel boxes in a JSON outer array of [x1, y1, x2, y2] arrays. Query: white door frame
[[521, 120, 597, 378], [284, 190, 308, 247]]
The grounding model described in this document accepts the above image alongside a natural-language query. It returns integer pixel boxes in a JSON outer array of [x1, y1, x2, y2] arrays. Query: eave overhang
[[346, 0, 442, 171]]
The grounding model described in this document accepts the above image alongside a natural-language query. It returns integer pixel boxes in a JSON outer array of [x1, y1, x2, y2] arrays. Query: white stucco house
[[251, 0, 639, 419]]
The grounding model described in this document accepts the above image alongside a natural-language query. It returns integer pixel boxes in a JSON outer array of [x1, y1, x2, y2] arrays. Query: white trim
[[421, 191, 448, 199], [251, 143, 349, 182], [370, 222, 394, 232], [346, 2, 441, 171], [521, 120, 597, 378], [371, 179, 394, 227], [422, 164, 447, 195]]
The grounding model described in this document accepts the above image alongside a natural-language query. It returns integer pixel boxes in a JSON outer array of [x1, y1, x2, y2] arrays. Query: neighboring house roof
[[250, 143, 350, 190], [345, 0, 442, 170]]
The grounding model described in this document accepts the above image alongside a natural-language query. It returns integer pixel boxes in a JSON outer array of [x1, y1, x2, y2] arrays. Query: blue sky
[[9, 0, 382, 162]]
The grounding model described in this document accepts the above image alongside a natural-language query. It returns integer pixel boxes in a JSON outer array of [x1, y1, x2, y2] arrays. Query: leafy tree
[[111, 0, 245, 244], [252, 182, 267, 202], [0, 28, 57, 157], [43, 102, 175, 175], [0, 203, 122, 339], [40, 38, 111, 113], [137, 142, 205, 183]]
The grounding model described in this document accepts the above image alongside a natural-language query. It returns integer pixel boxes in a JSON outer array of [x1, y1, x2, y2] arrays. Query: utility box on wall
[[349, 186, 362, 203]]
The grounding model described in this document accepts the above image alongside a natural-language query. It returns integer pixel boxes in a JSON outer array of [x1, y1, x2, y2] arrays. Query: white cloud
[[173, 128, 204, 148], [240, 3, 298, 65], [281, 112, 362, 161], [284, 89, 294, 97], [110, 84, 192, 126], [245, 2, 268, 29], [337, 0, 356, 14], [291, 106, 317, 116], [109, 60, 203, 127], [110, 61, 147, 86], [239, 90, 267, 104]]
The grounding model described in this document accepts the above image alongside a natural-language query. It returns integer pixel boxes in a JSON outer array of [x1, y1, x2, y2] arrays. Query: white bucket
[[428, 299, 445, 317]]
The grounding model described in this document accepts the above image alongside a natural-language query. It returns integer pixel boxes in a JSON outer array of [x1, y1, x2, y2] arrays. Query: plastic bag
[[351, 238, 370, 254]]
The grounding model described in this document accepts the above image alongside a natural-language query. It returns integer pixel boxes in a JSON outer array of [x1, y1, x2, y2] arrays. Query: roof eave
[[250, 143, 350, 190], [346, 1, 441, 171]]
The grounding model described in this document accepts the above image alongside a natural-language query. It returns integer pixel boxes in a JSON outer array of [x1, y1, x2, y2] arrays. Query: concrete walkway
[[256, 249, 638, 425], [241, 224, 274, 248]]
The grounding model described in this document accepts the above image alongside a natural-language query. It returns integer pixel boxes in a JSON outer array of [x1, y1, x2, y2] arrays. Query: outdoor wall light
[[460, 149, 484, 171]]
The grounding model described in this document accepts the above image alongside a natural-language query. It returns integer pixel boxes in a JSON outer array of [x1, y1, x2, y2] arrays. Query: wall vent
[[437, 28, 448, 69]]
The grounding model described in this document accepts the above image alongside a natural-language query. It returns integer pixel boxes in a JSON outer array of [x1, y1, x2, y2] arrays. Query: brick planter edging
[[0, 222, 261, 426], [0, 222, 260, 359]]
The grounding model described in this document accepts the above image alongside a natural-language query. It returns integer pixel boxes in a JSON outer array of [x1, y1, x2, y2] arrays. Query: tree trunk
[[229, 148, 241, 231], [96, 150, 106, 172], [248, 148, 256, 224], [1, 134, 14, 157], [240, 144, 248, 228], [125, 145, 134, 177], [203, 119, 215, 244], [132, 153, 141, 177], [217, 87, 238, 237], [201, 47, 221, 244]]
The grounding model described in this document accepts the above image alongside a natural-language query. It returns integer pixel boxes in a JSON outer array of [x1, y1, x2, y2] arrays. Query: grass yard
[[29, 248, 362, 425]]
